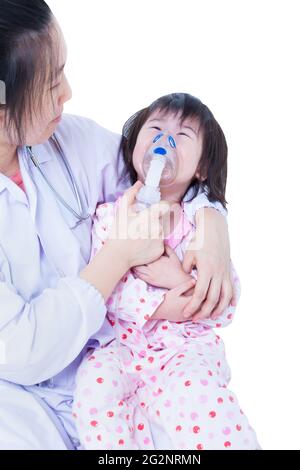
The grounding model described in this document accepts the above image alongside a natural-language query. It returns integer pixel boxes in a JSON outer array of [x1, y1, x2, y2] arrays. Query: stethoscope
[[26, 134, 90, 226]]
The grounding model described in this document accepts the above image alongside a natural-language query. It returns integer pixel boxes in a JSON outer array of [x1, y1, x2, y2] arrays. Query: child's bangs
[[148, 94, 206, 132]]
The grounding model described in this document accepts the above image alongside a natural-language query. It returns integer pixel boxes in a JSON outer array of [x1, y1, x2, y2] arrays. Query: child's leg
[[73, 341, 154, 450], [141, 341, 260, 450]]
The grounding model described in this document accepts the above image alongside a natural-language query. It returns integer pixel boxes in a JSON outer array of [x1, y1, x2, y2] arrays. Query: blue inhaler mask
[[136, 132, 178, 209]]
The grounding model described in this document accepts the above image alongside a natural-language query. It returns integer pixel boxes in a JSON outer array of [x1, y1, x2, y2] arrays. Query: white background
[[48, 0, 300, 450]]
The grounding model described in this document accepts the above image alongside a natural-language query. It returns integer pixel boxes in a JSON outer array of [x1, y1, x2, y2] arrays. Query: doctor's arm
[[0, 274, 107, 386], [182, 207, 235, 320], [0, 230, 134, 386]]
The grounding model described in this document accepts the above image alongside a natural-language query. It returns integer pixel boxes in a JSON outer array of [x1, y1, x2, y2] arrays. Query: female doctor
[[0, 0, 234, 449]]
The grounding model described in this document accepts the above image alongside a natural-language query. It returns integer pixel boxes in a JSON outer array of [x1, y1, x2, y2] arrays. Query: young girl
[[73, 93, 260, 450]]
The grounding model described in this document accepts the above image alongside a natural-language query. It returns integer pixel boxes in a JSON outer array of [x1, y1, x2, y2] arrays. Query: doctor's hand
[[81, 182, 170, 301], [182, 207, 237, 321], [108, 182, 170, 270]]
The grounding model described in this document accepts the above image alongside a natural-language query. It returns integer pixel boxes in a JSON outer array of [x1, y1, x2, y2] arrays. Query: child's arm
[[107, 271, 195, 327], [132, 245, 193, 290]]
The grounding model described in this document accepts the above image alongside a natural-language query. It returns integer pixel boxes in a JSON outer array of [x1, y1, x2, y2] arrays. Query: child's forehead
[[147, 110, 199, 128]]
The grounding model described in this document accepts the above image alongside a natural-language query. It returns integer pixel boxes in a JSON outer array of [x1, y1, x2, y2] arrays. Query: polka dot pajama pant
[[73, 339, 259, 450]]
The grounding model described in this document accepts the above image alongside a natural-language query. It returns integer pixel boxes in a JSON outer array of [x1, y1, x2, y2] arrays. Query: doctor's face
[[24, 21, 72, 146], [0, 20, 72, 147]]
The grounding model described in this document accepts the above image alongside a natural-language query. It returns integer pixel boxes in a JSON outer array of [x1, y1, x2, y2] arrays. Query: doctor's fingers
[[210, 279, 234, 320], [116, 181, 143, 218], [133, 202, 169, 239], [191, 277, 223, 322], [182, 272, 211, 318], [130, 238, 165, 267], [122, 181, 143, 209], [133, 266, 149, 277], [173, 278, 196, 297]]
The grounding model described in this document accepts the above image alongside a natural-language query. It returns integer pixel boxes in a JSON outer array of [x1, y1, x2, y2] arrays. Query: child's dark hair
[[119, 93, 228, 208]]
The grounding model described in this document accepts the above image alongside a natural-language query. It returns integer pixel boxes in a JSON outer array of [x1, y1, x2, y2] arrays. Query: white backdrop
[[48, 0, 300, 450]]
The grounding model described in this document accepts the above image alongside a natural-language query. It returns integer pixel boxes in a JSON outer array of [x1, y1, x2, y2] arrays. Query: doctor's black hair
[[0, 0, 58, 144], [119, 93, 228, 208]]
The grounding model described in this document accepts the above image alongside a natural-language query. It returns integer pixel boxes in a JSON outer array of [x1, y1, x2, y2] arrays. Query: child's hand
[[133, 245, 190, 289], [151, 278, 196, 322]]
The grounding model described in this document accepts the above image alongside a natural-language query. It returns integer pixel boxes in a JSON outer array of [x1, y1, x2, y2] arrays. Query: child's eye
[[178, 132, 190, 137], [150, 126, 161, 131]]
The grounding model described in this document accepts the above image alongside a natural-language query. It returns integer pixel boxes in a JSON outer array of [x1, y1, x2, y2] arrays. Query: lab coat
[[0, 114, 226, 449]]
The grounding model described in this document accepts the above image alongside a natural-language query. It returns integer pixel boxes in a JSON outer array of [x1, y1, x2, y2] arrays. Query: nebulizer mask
[[135, 132, 179, 209]]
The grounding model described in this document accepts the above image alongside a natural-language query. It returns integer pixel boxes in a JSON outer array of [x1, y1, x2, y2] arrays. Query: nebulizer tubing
[[135, 132, 178, 209], [113, 133, 179, 421]]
